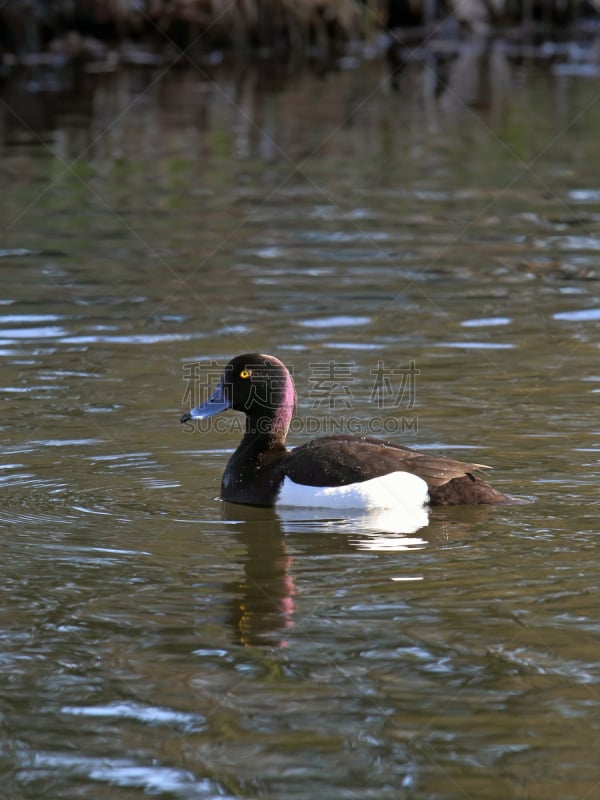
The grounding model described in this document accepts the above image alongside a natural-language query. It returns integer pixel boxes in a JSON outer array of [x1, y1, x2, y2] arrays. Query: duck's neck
[[244, 405, 291, 446], [227, 411, 289, 486]]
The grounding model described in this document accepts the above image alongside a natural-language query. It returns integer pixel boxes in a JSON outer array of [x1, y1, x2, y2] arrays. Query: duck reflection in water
[[223, 504, 296, 648], [222, 500, 497, 647]]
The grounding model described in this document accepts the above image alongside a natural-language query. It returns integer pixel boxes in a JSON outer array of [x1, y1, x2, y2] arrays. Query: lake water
[[1, 51, 600, 799]]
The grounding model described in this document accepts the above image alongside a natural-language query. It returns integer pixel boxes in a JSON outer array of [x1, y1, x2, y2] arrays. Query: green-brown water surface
[[1, 55, 600, 799]]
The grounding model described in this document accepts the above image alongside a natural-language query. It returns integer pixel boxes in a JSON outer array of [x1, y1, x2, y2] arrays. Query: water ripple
[[554, 308, 600, 322], [434, 341, 515, 349], [61, 701, 206, 731], [23, 754, 231, 798], [297, 315, 370, 328], [462, 317, 512, 327], [0, 326, 67, 340]]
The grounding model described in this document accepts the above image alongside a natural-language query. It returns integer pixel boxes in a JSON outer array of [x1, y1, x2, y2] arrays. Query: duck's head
[[181, 353, 297, 437]]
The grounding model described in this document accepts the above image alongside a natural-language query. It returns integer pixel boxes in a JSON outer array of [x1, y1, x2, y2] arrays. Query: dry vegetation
[[0, 0, 598, 59]]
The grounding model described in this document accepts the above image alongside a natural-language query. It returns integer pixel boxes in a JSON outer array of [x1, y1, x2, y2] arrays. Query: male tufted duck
[[181, 353, 510, 509]]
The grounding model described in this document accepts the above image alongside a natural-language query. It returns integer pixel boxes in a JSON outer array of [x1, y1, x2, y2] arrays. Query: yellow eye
[[240, 369, 252, 379]]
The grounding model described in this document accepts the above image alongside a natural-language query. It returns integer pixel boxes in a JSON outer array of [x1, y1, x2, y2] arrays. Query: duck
[[180, 353, 510, 509]]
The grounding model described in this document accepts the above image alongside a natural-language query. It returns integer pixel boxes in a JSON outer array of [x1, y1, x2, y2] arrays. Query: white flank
[[277, 471, 429, 512]]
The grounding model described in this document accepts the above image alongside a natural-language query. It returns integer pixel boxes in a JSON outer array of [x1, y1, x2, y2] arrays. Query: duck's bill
[[180, 382, 230, 423]]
